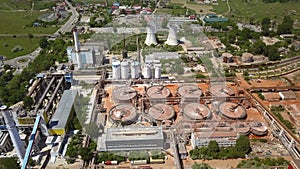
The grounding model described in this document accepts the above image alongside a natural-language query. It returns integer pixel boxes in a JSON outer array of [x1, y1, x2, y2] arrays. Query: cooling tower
[[165, 26, 178, 46], [73, 28, 83, 69], [145, 27, 157, 46]]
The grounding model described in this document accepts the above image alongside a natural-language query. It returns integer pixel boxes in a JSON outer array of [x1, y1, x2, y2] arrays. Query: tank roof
[[109, 104, 137, 125], [148, 104, 175, 121], [147, 85, 170, 99], [209, 84, 235, 96], [183, 103, 211, 120], [112, 86, 137, 101], [178, 84, 202, 98], [218, 102, 246, 119]]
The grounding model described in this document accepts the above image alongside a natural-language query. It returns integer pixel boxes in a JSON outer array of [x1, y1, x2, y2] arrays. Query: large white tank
[[112, 60, 121, 79], [154, 63, 162, 79], [121, 61, 129, 79], [142, 63, 151, 79], [130, 61, 140, 79]]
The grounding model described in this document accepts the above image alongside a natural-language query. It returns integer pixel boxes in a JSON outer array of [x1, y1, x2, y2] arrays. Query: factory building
[[48, 90, 78, 135], [191, 131, 239, 148], [98, 126, 164, 151], [0, 131, 13, 153]]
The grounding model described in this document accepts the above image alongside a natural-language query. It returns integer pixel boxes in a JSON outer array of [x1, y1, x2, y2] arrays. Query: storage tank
[[154, 64, 162, 79], [131, 61, 140, 79], [109, 104, 137, 125], [112, 60, 121, 79], [121, 61, 129, 79], [142, 63, 152, 79]]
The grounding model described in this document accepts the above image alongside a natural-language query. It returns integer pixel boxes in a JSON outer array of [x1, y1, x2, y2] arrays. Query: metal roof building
[[98, 126, 164, 151], [48, 90, 78, 135]]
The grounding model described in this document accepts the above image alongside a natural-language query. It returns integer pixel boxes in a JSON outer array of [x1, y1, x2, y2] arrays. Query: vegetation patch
[[271, 105, 295, 133], [237, 157, 289, 168]]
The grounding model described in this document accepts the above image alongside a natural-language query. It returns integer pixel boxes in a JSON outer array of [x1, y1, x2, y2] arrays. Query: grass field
[[213, 0, 300, 28], [0, 0, 32, 10], [0, 37, 40, 60], [170, 0, 213, 14], [0, 11, 58, 34]]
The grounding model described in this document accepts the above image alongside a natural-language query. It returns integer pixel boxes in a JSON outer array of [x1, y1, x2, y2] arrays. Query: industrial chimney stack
[[0, 106, 26, 163], [73, 28, 82, 69]]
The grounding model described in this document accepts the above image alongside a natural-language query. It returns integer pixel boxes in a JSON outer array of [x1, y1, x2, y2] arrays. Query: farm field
[[0, 37, 40, 60], [170, 0, 213, 14], [213, 0, 300, 28]]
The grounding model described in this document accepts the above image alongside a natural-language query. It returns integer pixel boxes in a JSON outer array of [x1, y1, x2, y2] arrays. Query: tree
[[235, 135, 251, 154], [265, 45, 280, 61], [250, 40, 266, 55], [208, 140, 219, 153], [277, 16, 293, 34], [39, 37, 48, 49], [85, 122, 101, 140], [79, 147, 93, 163], [23, 96, 33, 110]]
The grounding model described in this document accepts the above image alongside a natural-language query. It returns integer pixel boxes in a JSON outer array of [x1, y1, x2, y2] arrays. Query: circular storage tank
[[121, 61, 129, 79], [109, 104, 137, 125], [250, 121, 268, 136], [178, 84, 202, 99], [112, 86, 137, 103], [131, 61, 140, 79], [112, 60, 121, 79], [183, 103, 211, 120], [142, 64, 151, 79], [241, 52, 254, 63], [235, 122, 250, 135], [154, 64, 162, 79], [218, 102, 247, 120], [147, 85, 170, 100], [209, 84, 235, 96], [149, 103, 175, 121]]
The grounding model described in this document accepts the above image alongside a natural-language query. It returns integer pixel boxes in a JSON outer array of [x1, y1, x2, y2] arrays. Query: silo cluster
[[141, 63, 162, 79], [111, 59, 140, 80]]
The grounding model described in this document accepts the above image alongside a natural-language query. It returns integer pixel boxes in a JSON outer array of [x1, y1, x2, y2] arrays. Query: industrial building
[[191, 131, 239, 148], [48, 90, 78, 135], [98, 126, 164, 151], [0, 131, 13, 153]]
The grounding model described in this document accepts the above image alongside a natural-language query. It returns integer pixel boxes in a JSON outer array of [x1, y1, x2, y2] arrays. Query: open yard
[[212, 0, 300, 28], [0, 37, 40, 60], [170, 0, 213, 14]]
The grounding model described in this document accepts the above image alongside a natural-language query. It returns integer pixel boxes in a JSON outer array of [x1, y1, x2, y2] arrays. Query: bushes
[[190, 136, 251, 160], [237, 157, 289, 168]]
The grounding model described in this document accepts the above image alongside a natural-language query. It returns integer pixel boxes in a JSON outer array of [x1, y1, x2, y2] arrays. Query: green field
[[213, 0, 300, 28], [0, 11, 58, 34], [0, 0, 32, 10], [0, 37, 40, 60]]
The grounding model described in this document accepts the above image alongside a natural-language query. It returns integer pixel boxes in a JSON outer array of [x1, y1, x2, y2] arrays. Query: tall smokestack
[[122, 33, 128, 60], [73, 28, 82, 69], [136, 36, 140, 63], [0, 106, 25, 163]]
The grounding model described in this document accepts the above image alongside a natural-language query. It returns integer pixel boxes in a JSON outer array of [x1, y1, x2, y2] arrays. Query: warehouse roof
[[106, 126, 163, 141], [49, 90, 77, 130]]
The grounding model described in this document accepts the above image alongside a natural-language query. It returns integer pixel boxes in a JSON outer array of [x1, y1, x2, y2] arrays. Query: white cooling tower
[[165, 26, 178, 46], [145, 27, 157, 46], [73, 28, 83, 69], [112, 60, 121, 79]]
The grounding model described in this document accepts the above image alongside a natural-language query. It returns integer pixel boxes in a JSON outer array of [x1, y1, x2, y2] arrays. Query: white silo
[[121, 60, 130, 79], [112, 60, 121, 79], [73, 28, 83, 69], [131, 61, 140, 79], [145, 27, 157, 46], [154, 63, 162, 79], [142, 63, 152, 79], [1, 106, 25, 163], [165, 26, 178, 46]]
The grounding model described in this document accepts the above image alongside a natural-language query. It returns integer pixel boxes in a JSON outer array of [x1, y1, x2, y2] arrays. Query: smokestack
[[165, 26, 178, 46], [145, 26, 157, 46], [122, 33, 128, 60], [73, 28, 82, 69], [0, 106, 25, 163], [136, 36, 140, 63]]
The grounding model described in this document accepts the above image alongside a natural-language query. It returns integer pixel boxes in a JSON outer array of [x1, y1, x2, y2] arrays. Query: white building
[[191, 131, 239, 149]]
